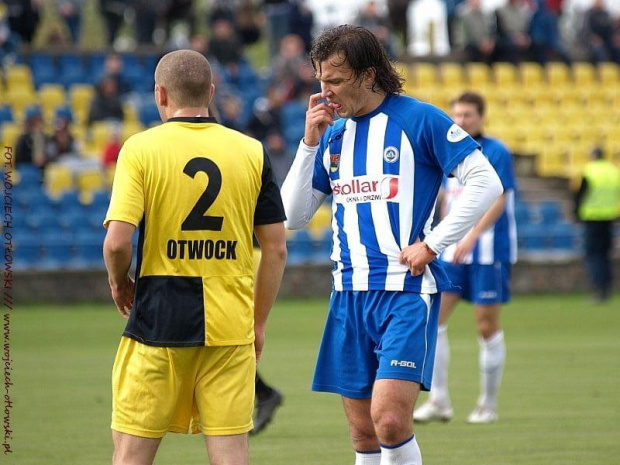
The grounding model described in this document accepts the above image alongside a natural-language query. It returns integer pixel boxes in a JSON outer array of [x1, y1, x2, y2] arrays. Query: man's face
[[315, 53, 374, 118], [451, 102, 483, 136]]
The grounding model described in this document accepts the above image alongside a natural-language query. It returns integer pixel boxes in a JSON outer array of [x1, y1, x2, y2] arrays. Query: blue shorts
[[312, 290, 440, 399], [441, 261, 512, 305]]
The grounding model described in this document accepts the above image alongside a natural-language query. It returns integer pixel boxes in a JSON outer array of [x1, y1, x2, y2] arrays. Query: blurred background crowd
[[1, 0, 619, 270]]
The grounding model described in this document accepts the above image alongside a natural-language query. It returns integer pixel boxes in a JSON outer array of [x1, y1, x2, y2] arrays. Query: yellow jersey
[[105, 117, 286, 347]]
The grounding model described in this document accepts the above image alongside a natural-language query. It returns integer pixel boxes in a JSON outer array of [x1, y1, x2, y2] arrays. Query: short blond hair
[[154, 50, 212, 108]]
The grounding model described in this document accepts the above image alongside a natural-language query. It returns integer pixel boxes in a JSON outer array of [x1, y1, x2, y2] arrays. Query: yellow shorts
[[111, 336, 256, 438]]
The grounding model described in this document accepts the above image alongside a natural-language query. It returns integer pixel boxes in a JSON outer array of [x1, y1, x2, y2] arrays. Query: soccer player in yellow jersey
[[103, 50, 287, 465]]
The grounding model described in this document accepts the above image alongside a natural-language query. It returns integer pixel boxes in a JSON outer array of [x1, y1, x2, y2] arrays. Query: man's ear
[[207, 83, 215, 106], [365, 67, 377, 88], [155, 84, 167, 106]]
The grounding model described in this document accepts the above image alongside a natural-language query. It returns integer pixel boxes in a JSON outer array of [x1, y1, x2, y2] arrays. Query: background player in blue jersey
[[415, 92, 518, 425], [281, 26, 503, 465]]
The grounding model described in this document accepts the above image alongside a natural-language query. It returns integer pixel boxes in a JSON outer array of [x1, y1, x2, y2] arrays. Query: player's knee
[[349, 426, 378, 450], [477, 320, 498, 339], [372, 410, 409, 444]]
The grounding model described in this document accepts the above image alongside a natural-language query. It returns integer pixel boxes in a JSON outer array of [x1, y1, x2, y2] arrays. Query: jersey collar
[[167, 116, 218, 124]]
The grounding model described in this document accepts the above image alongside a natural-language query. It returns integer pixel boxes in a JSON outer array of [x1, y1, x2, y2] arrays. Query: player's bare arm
[[304, 92, 335, 147], [453, 193, 508, 264], [253, 222, 287, 363], [103, 221, 136, 320]]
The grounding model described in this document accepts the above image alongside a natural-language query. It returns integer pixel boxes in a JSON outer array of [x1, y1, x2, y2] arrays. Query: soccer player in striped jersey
[[415, 92, 517, 425], [281, 26, 503, 465]]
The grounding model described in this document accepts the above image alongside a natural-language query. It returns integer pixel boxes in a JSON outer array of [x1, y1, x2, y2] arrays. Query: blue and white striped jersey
[[311, 94, 479, 293], [441, 135, 518, 265]]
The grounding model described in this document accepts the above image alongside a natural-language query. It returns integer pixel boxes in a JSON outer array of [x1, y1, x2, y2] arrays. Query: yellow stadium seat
[[465, 63, 491, 86], [546, 62, 570, 86], [520, 62, 544, 86], [537, 147, 567, 178], [122, 122, 144, 142], [493, 62, 518, 85], [1, 122, 21, 149], [90, 121, 111, 149], [44, 164, 74, 199], [39, 84, 66, 119], [105, 164, 116, 187], [572, 62, 596, 85], [6, 64, 34, 92], [598, 62, 619, 85], [307, 204, 332, 239], [70, 84, 95, 125], [123, 102, 139, 123], [5, 88, 38, 121], [439, 63, 465, 86], [77, 169, 106, 203], [413, 63, 438, 88]]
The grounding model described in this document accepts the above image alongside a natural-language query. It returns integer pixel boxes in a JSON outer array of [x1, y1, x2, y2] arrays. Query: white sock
[[355, 450, 381, 465], [429, 325, 450, 407], [477, 330, 505, 410], [380, 435, 422, 465]]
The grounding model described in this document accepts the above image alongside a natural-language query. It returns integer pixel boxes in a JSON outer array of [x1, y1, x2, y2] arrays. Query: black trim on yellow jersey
[[254, 147, 287, 225], [126, 276, 206, 347], [167, 116, 218, 124]]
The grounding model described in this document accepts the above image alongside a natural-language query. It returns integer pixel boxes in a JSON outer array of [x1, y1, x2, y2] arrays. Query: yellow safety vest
[[578, 159, 620, 221]]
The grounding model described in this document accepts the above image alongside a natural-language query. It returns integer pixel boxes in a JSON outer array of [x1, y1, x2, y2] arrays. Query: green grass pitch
[[8, 294, 620, 464]]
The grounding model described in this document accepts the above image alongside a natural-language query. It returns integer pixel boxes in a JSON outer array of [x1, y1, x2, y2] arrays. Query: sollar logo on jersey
[[332, 175, 399, 203], [330, 153, 340, 172]]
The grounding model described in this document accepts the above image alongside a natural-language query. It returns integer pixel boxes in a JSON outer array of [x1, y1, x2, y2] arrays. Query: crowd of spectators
[[5, 0, 620, 177]]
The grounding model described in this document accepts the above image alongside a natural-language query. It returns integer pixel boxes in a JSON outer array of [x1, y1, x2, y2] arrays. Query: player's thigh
[[195, 344, 256, 436], [205, 433, 249, 465], [439, 291, 461, 324], [112, 431, 161, 465], [374, 292, 440, 391], [112, 337, 196, 438]]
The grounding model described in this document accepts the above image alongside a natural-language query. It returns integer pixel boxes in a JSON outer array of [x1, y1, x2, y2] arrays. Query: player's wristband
[[423, 242, 437, 257]]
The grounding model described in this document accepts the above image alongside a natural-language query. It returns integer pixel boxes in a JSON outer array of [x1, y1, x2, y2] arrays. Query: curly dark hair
[[310, 25, 404, 95]]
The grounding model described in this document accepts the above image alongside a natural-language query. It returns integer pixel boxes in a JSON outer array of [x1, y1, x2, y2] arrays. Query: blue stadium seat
[[30, 53, 57, 88], [14, 235, 42, 270], [548, 223, 580, 250], [87, 53, 107, 82], [538, 200, 563, 225], [16, 165, 43, 188], [30, 53, 55, 69], [59, 211, 95, 234], [74, 231, 105, 268], [40, 233, 75, 269], [14, 186, 50, 212], [55, 190, 82, 211], [91, 189, 110, 210], [514, 201, 533, 226], [142, 55, 159, 76], [0, 106, 14, 123], [122, 63, 146, 92], [281, 101, 306, 150], [26, 210, 61, 231], [287, 229, 314, 265], [518, 223, 547, 250], [139, 102, 161, 126]]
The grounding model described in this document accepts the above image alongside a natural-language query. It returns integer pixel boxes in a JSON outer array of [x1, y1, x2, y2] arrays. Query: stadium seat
[[546, 62, 571, 86], [514, 201, 534, 226], [598, 62, 619, 85], [59, 211, 93, 234], [465, 63, 491, 86], [439, 63, 465, 86], [15, 164, 42, 187], [40, 233, 76, 269], [88, 121, 112, 154], [520, 62, 544, 86], [0, 123, 20, 151], [493, 62, 518, 85], [5, 89, 38, 120], [538, 200, 563, 225], [412, 63, 437, 88], [14, 235, 42, 270], [548, 222, 579, 250], [518, 223, 547, 250], [572, 62, 596, 85], [6, 64, 34, 92], [39, 84, 67, 119], [74, 231, 105, 268], [44, 164, 74, 199], [87, 53, 107, 82], [139, 103, 161, 127], [26, 210, 61, 231], [0, 105, 13, 123], [287, 229, 314, 265], [307, 204, 332, 239]]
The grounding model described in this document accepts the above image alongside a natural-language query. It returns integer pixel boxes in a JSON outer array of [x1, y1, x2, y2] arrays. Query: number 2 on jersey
[[181, 157, 224, 231]]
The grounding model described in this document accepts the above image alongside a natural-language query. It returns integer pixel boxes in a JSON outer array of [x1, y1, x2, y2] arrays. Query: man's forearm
[[103, 242, 133, 289], [254, 246, 287, 329]]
